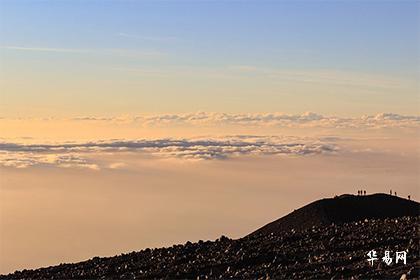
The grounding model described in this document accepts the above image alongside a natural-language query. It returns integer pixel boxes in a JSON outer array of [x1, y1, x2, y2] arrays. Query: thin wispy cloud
[[109, 63, 410, 91], [110, 67, 168, 77], [1, 46, 166, 57], [1, 46, 89, 53], [118, 32, 178, 42], [227, 65, 408, 90]]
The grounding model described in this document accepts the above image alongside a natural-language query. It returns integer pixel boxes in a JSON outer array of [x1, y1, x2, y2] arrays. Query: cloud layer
[[0, 152, 100, 170], [68, 112, 420, 129], [0, 136, 338, 169]]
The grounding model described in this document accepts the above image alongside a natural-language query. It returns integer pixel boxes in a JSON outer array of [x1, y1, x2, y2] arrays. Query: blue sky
[[0, 0, 419, 116]]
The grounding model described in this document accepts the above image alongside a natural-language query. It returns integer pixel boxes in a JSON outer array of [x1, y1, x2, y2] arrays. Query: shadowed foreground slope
[[1, 194, 419, 279], [250, 193, 419, 236]]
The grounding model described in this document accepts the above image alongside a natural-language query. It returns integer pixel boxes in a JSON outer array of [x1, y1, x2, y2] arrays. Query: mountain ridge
[[249, 193, 419, 237]]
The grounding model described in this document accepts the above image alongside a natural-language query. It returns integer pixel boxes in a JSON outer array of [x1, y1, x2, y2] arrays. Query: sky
[[0, 0, 419, 275], [0, 0, 419, 116]]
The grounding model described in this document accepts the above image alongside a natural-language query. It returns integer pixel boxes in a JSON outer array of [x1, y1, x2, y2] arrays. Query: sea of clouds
[[0, 136, 338, 169], [69, 112, 420, 129], [2, 112, 418, 170]]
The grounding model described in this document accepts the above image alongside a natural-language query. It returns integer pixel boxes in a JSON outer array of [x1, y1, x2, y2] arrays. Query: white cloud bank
[[69, 112, 420, 129], [2, 112, 417, 169], [0, 136, 338, 169]]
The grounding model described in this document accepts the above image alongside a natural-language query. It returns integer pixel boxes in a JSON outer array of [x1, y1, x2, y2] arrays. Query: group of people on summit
[[356, 189, 411, 200], [357, 190, 366, 196]]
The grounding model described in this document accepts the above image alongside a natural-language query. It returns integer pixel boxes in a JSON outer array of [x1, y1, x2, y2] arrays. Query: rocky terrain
[[2, 194, 419, 279]]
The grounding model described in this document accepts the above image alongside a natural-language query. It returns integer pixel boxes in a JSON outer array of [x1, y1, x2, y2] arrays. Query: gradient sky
[[1, 0, 419, 117], [1, 0, 420, 275]]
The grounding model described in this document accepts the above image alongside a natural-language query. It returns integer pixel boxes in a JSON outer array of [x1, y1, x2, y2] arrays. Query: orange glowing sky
[[1, 0, 419, 275]]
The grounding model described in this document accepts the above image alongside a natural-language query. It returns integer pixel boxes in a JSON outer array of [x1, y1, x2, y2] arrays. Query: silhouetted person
[[408, 195, 411, 200], [364, 190, 366, 195], [357, 190, 360, 195], [395, 191, 397, 196], [390, 189, 392, 195]]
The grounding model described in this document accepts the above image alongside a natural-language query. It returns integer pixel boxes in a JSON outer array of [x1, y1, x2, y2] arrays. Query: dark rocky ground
[[251, 194, 420, 236], [2, 194, 419, 279], [1, 216, 418, 279]]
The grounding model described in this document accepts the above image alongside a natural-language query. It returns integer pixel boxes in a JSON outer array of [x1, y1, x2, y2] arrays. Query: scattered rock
[[1, 216, 418, 279]]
